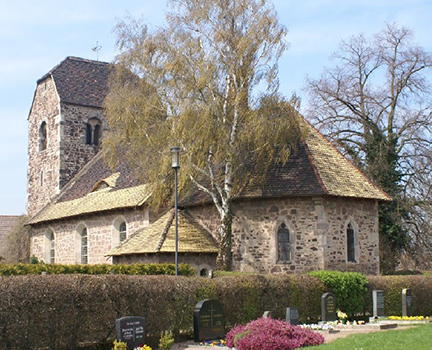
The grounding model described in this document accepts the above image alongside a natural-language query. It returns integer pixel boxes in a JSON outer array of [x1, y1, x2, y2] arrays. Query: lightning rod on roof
[[92, 41, 102, 61]]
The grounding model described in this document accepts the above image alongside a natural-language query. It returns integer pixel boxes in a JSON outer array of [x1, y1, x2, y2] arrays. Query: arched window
[[44, 229, 55, 263], [39, 121, 47, 151], [277, 223, 291, 262], [119, 221, 127, 242], [112, 217, 128, 247], [85, 118, 102, 146], [49, 232, 55, 264], [347, 223, 356, 263], [81, 227, 88, 264]]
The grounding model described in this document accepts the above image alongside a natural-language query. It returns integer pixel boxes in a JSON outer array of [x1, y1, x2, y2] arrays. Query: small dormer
[[91, 173, 120, 193]]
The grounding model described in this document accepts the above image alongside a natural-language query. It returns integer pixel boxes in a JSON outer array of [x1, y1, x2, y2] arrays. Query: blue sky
[[0, 0, 431, 215]]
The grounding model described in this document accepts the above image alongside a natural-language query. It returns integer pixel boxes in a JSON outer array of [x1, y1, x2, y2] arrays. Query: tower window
[[39, 121, 47, 151], [277, 223, 291, 262], [85, 118, 102, 146]]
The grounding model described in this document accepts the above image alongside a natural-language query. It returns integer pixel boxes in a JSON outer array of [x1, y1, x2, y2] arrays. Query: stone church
[[26, 56, 390, 275]]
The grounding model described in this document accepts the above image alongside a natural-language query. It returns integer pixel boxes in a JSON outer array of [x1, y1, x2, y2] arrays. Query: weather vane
[[92, 41, 102, 61]]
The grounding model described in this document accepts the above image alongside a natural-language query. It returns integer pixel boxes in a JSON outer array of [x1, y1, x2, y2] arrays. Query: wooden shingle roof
[[27, 184, 150, 225], [301, 119, 390, 200], [27, 151, 149, 225], [183, 117, 391, 205], [107, 209, 218, 256]]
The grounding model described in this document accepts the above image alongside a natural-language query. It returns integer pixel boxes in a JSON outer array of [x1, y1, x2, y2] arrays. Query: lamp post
[[171, 147, 180, 276]]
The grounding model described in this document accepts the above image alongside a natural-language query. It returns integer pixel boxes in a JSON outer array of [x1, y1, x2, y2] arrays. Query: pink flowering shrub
[[225, 317, 324, 350]]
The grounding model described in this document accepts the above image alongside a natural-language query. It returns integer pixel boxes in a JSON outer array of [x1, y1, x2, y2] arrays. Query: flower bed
[[226, 317, 324, 350]]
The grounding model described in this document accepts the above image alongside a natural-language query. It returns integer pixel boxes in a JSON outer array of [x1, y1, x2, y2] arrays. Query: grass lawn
[[312, 323, 432, 350]]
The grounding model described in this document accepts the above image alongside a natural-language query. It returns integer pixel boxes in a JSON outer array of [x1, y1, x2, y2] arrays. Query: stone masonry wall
[[30, 208, 149, 264], [59, 104, 108, 189], [189, 196, 380, 275], [27, 77, 61, 216], [27, 78, 108, 217]]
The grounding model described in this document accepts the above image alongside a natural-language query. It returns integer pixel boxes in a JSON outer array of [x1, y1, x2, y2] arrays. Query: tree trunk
[[216, 204, 233, 271]]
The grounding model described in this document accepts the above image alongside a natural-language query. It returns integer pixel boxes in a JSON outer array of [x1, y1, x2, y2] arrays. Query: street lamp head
[[170, 147, 180, 169]]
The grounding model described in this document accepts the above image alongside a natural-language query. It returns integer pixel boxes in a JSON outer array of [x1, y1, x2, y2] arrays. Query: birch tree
[[305, 24, 432, 271], [104, 0, 300, 270]]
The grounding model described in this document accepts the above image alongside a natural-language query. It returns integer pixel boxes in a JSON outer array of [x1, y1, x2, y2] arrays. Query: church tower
[[26, 57, 110, 216]]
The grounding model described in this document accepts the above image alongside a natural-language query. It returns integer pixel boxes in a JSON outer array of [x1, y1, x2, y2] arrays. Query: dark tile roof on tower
[[38, 56, 111, 108]]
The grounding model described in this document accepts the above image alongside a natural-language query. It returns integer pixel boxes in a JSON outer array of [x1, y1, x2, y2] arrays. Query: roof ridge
[[37, 56, 110, 83], [300, 116, 391, 200], [156, 209, 176, 252], [63, 56, 110, 65], [301, 138, 328, 194]]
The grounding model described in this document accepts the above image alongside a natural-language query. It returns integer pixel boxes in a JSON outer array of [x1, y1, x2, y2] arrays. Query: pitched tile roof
[[56, 151, 141, 203], [182, 116, 391, 205], [107, 209, 218, 256], [301, 119, 390, 200], [38, 56, 111, 108], [27, 184, 150, 225], [27, 151, 149, 225]]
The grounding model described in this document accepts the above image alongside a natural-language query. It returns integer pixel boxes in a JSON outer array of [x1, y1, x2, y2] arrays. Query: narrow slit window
[[81, 228, 88, 264], [347, 223, 356, 263], [49, 232, 55, 264], [39, 121, 47, 151]]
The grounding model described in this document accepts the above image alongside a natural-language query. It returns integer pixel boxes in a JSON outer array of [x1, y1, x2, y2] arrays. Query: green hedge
[[1, 272, 432, 349], [0, 263, 194, 276], [310, 271, 368, 314], [367, 275, 432, 316], [0, 274, 324, 350]]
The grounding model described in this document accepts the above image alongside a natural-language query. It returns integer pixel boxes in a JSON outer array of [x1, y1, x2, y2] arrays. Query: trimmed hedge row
[[1, 273, 431, 350], [0, 274, 324, 350], [367, 275, 432, 317], [0, 263, 194, 276]]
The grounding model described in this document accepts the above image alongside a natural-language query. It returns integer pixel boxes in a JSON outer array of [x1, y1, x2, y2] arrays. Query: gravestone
[[372, 290, 385, 317], [402, 288, 412, 317], [321, 292, 337, 322], [194, 299, 225, 342], [262, 311, 272, 318], [115, 316, 145, 350], [286, 307, 299, 325]]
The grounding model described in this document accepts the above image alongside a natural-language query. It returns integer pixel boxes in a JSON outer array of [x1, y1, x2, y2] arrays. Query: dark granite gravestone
[[115, 316, 145, 350], [194, 299, 225, 342], [286, 307, 299, 325], [321, 292, 337, 322], [373, 290, 385, 317], [402, 288, 412, 317]]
